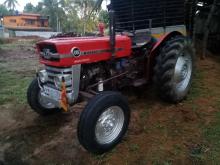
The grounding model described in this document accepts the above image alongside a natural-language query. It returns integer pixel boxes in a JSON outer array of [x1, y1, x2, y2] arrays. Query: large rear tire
[[154, 36, 195, 103], [77, 91, 130, 154], [27, 78, 60, 115]]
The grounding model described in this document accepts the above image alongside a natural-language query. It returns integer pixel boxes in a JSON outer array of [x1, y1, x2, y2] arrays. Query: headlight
[[38, 70, 48, 83], [54, 75, 72, 89]]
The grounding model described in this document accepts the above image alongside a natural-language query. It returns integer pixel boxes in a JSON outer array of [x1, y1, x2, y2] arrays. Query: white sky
[[0, 0, 40, 11], [0, 0, 108, 12]]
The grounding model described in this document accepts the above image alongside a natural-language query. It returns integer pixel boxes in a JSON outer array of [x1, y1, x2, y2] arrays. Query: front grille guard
[[38, 65, 81, 105]]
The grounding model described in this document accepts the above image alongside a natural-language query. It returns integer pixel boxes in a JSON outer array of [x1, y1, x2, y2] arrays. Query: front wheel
[[27, 78, 60, 115], [77, 91, 130, 154]]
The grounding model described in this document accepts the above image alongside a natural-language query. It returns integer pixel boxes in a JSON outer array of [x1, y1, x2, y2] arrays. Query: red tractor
[[27, 0, 196, 154]]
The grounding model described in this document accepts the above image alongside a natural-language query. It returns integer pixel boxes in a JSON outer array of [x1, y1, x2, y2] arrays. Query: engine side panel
[[37, 36, 132, 67]]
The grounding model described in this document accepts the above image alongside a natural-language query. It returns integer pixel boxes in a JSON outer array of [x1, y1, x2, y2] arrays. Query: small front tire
[[77, 91, 130, 154], [27, 78, 60, 115]]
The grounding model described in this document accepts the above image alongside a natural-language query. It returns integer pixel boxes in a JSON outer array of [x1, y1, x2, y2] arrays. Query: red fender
[[150, 31, 184, 55], [146, 31, 184, 81]]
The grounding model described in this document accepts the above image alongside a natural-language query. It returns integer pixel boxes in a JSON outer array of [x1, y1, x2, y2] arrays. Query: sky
[[0, 0, 39, 11], [0, 0, 108, 12]]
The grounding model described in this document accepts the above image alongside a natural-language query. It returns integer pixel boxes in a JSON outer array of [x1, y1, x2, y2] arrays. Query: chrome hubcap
[[174, 52, 192, 92], [95, 106, 124, 145]]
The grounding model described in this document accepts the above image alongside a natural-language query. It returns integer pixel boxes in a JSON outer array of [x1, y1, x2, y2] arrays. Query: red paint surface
[[37, 35, 132, 67], [98, 22, 105, 36]]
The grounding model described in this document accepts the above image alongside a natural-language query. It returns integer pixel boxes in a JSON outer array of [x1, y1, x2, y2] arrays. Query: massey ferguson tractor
[[27, 0, 196, 154]]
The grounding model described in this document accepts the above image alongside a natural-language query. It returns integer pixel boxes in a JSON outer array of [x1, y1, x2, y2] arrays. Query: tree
[[41, 0, 66, 31], [23, 3, 35, 13], [202, 0, 218, 59], [4, 0, 18, 11], [99, 10, 109, 26], [73, 0, 97, 34], [0, 4, 10, 16]]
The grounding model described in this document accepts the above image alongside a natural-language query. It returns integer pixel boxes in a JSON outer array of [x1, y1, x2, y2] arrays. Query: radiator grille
[[45, 66, 73, 93]]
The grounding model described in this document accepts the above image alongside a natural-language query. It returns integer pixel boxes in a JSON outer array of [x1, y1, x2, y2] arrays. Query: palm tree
[[4, 0, 18, 11]]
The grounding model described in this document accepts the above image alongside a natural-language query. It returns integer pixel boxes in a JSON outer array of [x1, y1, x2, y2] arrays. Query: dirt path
[[0, 42, 220, 165]]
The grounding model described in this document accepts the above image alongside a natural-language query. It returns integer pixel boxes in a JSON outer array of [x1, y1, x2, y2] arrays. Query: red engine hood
[[37, 35, 132, 67]]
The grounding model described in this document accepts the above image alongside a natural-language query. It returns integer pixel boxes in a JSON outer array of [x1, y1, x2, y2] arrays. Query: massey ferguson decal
[[40, 48, 124, 60], [71, 47, 81, 57]]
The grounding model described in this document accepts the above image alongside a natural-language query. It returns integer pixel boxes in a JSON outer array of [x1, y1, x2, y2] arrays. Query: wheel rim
[[174, 50, 192, 93], [95, 106, 125, 145], [38, 92, 56, 109]]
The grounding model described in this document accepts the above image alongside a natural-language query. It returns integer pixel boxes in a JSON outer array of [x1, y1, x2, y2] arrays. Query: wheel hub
[[174, 52, 192, 92], [180, 64, 188, 80], [95, 106, 124, 145], [100, 114, 116, 136]]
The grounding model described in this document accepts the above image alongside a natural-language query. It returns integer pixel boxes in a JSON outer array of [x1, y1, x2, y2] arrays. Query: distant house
[[2, 13, 52, 31]]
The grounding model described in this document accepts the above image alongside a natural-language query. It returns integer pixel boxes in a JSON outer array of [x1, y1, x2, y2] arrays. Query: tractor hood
[[37, 35, 132, 67]]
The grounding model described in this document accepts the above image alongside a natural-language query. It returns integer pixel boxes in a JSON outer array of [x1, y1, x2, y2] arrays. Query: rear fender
[[146, 31, 184, 81], [150, 31, 184, 55]]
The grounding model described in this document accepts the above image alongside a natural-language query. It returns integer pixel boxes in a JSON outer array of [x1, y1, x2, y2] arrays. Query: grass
[[0, 69, 32, 105], [129, 143, 140, 152], [203, 102, 220, 164], [187, 69, 205, 101]]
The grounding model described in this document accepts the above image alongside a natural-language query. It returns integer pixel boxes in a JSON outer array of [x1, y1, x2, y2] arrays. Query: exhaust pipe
[[109, 10, 116, 57]]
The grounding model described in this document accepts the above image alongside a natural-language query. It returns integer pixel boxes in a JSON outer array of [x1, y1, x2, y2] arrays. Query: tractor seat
[[122, 30, 152, 47], [133, 30, 152, 47]]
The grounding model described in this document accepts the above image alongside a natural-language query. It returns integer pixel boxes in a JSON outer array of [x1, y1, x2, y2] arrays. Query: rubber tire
[[27, 78, 61, 116], [154, 36, 195, 103], [77, 91, 130, 154]]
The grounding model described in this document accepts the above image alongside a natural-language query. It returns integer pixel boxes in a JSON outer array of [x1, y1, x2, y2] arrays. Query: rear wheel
[[27, 78, 60, 115], [77, 91, 130, 154], [154, 36, 195, 103]]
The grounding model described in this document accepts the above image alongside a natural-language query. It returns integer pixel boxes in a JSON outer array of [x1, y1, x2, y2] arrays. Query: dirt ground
[[0, 40, 220, 165]]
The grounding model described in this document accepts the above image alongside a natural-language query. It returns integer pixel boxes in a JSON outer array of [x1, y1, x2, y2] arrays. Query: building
[[3, 13, 51, 31]]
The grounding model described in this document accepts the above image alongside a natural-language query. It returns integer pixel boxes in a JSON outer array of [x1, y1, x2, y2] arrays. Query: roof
[[3, 13, 47, 17], [20, 13, 41, 16]]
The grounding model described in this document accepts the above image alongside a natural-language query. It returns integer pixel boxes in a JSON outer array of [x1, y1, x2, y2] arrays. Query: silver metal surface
[[174, 51, 192, 93], [38, 91, 56, 109], [95, 106, 125, 145], [37, 65, 81, 107], [71, 65, 81, 103]]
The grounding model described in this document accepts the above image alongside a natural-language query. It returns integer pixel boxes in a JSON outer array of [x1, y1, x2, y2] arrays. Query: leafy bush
[[0, 38, 4, 44]]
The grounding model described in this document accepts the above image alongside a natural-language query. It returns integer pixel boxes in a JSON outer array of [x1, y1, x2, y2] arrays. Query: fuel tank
[[37, 35, 132, 67]]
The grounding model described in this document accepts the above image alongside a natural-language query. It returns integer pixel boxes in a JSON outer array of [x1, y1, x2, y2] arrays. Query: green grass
[[203, 101, 220, 164], [128, 143, 140, 153], [187, 69, 206, 101], [0, 69, 32, 105]]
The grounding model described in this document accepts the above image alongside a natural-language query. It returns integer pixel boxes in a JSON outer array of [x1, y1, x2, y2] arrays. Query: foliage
[[0, 4, 10, 16], [0, 38, 4, 44], [1, 0, 108, 34], [3, 0, 18, 11], [20, 0, 108, 34], [99, 10, 109, 26], [23, 3, 35, 13]]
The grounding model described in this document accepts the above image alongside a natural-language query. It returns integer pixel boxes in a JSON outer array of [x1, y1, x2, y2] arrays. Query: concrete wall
[[15, 31, 60, 39]]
